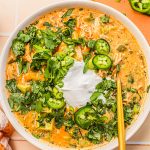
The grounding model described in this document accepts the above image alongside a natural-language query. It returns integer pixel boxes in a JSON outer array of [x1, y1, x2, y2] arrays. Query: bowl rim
[[0, 0, 150, 150]]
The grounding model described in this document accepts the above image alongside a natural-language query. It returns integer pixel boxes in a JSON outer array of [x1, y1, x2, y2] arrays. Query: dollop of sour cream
[[61, 61, 102, 107]]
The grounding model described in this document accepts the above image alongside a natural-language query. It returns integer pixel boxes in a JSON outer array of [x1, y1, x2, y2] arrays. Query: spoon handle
[[117, 77, 126, 150]]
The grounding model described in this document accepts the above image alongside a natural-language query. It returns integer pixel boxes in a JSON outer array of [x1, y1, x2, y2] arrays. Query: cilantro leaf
[[6, 79, 20, 93], [61, 8, 74, 18], [64, 18, 76, 28], [100, 15, 110, 23], [11, 39, 25, 57]]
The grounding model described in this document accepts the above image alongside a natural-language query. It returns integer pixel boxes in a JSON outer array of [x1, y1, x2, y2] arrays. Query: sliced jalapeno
[[47, 98, 65, 109], [95, 39, 110, 55], [74, 106, 96, 130], [92, 54, 112, 70], [129, 0, 150, 15]]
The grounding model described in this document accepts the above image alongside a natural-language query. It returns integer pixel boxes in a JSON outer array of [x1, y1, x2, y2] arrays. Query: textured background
[[0, 0, 150, 150]]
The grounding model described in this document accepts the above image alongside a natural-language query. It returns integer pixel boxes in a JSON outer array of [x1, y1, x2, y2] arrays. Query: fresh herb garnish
[[87, 40, 96, 49], [100, 15, 110, 23], [11, 40, 25, 57], [43, 22, 52, 27], [6, 79, 20, 93], [85, 13, 95, 22], [116, 64, 120, 74], [147, 85, 150, 93], [127, 87, 137, 93], [17, 31, 30, 43], [17, 58, 29, 74], [64, 18, 76, 28], [128, 74, 134, 84], [42, 29, 61, 50], [61, 8, 74, 18], [83, 54, 92, 73]]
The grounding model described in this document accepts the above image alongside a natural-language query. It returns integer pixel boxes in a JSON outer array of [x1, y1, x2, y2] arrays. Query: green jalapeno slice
[[92, 54, 112, 70], [95, 39, 110, 55]]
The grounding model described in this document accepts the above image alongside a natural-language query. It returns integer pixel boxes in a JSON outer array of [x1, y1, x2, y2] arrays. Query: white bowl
[[0, 0, 150, 150]]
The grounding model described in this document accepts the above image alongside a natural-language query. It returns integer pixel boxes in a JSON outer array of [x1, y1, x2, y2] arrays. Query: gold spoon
[[117, 76, 126, 150]]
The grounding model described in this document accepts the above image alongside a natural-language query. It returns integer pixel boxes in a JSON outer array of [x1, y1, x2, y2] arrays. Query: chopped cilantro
[[147, 85, 150, 93], [64, 18, 76, 28], [11, 39, 25, 57], [128, 74, 134, 84], [61, 8, 74, 18], [6, 79, 20, 93], [100, 15, 110, 23], [85, 13, 95, 22], [43, 22, 52, 27], [87, 40, 96, 49]]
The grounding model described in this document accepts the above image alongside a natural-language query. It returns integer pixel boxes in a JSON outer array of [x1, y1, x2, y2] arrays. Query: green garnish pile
[[6, 8, 142, 146]]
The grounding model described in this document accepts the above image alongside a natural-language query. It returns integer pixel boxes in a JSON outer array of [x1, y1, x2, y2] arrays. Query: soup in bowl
[[0, 1, 150, 150]]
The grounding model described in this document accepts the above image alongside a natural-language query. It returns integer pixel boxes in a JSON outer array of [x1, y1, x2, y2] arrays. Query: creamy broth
[[6, 8, 147, 148]]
